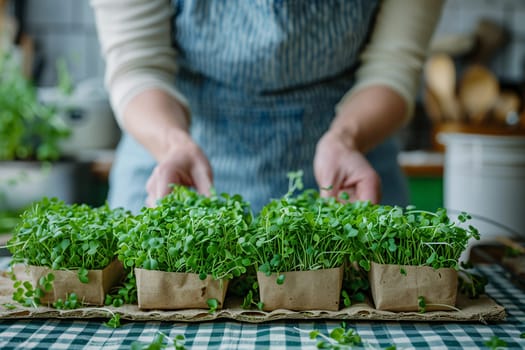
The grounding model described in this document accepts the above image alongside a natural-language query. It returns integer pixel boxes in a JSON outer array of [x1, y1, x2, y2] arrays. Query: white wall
[[23, 0, 525, 87], [24, 0, 103, 86]]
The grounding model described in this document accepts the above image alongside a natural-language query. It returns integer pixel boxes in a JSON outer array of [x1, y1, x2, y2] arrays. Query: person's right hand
[[145, 133, 213, 207], [119, 88, 213, 207]]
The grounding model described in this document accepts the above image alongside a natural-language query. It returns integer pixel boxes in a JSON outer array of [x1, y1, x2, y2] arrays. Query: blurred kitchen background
[[0, 0, 524, 242]]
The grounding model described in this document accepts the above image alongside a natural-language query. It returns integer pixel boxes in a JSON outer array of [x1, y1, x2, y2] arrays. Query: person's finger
[[192, 163, 213, 196], [317, 170, 342, 198], [156, 166, 190, 197], [351, 175, 381, 204], [155, 171, 173, 198], [145, 167, 157, 194], [146, 193, 156, 208], [145, 168, 163, 206]]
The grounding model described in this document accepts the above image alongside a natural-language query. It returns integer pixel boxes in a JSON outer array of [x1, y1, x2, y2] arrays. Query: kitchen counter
[[399, 150, 444, 177]]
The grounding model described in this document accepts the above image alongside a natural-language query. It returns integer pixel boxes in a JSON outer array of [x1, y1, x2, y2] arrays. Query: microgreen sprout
[[418, 296, 426, 313], [38, 273, 55, 293], [228, 268, 263, 310], [81, 307, 122, 328], [131, 332, 186, 350], [100, 309, 122, 328], [306, 322, 362, 349], [484, 335, 507, 350], [2, 303, 17, 310], [53, 293, 81, 310], [12, 280, 42, 308], [78, 267, 89, 284], [346, 206, 480, 271], [7, 198, 128, 272], [300, 323, 398, 349], [207, 298, 219, 313], [104, 313, 121, 328], [11, 272, 54, 308], [117, 186, 253, 281], [105, 271, 138, 307], [457, 261, 488, 299], [240, 289, 264, 310], [7, 198, 131, 308], [250, 172, 356, 277], [341, 263, 369, 307]]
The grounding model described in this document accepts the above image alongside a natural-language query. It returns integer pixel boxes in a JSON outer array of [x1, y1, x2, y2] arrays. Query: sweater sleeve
[[90, 0, 189, 126], [337, 0, 444, 121]]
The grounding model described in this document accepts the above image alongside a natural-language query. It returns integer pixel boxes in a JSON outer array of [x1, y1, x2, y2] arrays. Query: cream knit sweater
[[91, 0, 444, 124]]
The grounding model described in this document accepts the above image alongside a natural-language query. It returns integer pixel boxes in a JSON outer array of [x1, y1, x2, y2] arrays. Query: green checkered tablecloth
[[0, 258, 524, 350]]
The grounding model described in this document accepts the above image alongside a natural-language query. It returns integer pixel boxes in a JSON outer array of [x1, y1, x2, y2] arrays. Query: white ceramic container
[[439, 133, 525, 244]]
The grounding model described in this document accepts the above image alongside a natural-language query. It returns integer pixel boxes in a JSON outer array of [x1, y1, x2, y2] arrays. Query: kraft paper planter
[[29, 259, 124, 306], [135, 269, 229, 310], [257, 266, 343, 311], [369, 262, 458, 312]]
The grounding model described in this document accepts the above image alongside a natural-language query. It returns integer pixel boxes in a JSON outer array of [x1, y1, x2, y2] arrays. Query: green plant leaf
[[276, 274, 285, 285], [78, 267, 89, 284], [207, 298, 219, 313]]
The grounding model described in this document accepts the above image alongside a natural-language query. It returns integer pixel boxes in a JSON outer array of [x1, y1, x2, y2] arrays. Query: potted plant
[[249, 172, 353, 311], [117, 186, 253, 310], [347, 205, 480, 312], [7, 197, 126, 307], [0, 52, 73, 214]]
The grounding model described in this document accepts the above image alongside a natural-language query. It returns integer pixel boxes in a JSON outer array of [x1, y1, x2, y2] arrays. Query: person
[[91, 0, 444, 213]]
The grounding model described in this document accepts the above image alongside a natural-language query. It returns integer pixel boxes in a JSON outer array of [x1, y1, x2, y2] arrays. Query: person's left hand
[[313, 129, 381, 203]]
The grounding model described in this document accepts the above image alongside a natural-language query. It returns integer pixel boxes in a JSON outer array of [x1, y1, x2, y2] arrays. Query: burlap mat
[[0, 266, 506, 324]]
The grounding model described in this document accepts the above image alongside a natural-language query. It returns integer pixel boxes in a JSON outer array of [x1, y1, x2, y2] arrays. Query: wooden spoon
[[424, 54, 462, 122], [493, 90, 521, 126], [458, 64, 499, 124], [423, 87, 442, 124]]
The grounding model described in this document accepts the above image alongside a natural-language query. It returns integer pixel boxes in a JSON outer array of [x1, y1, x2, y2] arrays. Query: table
[[1, 257, 524, 350]]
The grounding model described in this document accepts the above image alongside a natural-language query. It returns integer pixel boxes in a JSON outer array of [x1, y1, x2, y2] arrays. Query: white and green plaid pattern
[[1, 258, 524, 350]]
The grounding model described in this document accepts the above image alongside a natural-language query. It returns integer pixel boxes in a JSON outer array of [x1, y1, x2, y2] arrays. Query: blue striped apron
[[108, 0, 409, 213]]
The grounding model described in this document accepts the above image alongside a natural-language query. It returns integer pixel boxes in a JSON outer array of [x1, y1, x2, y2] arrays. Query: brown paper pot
[[29, 259, 124, 306], [135, 269, 229, 310], [257, 266, 343, 311], [369, 262, 458, 312]]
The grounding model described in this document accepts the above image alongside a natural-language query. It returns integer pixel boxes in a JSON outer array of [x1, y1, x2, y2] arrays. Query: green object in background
[[0, 209, 23, 234], [407, 176, 443, 212], [0, 53, 71, 162]]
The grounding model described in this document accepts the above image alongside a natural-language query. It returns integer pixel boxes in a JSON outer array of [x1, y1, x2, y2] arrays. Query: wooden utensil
[[19, 34, 34, 78], [458, 64, 499, 124], [423, 87, 443, 124], [424, 54, 462, 122], [493, 90, 521, 126]]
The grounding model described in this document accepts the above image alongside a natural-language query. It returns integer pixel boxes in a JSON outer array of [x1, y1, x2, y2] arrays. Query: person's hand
[[313, 129, 381, 203], [145, 134, 213, 207]]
